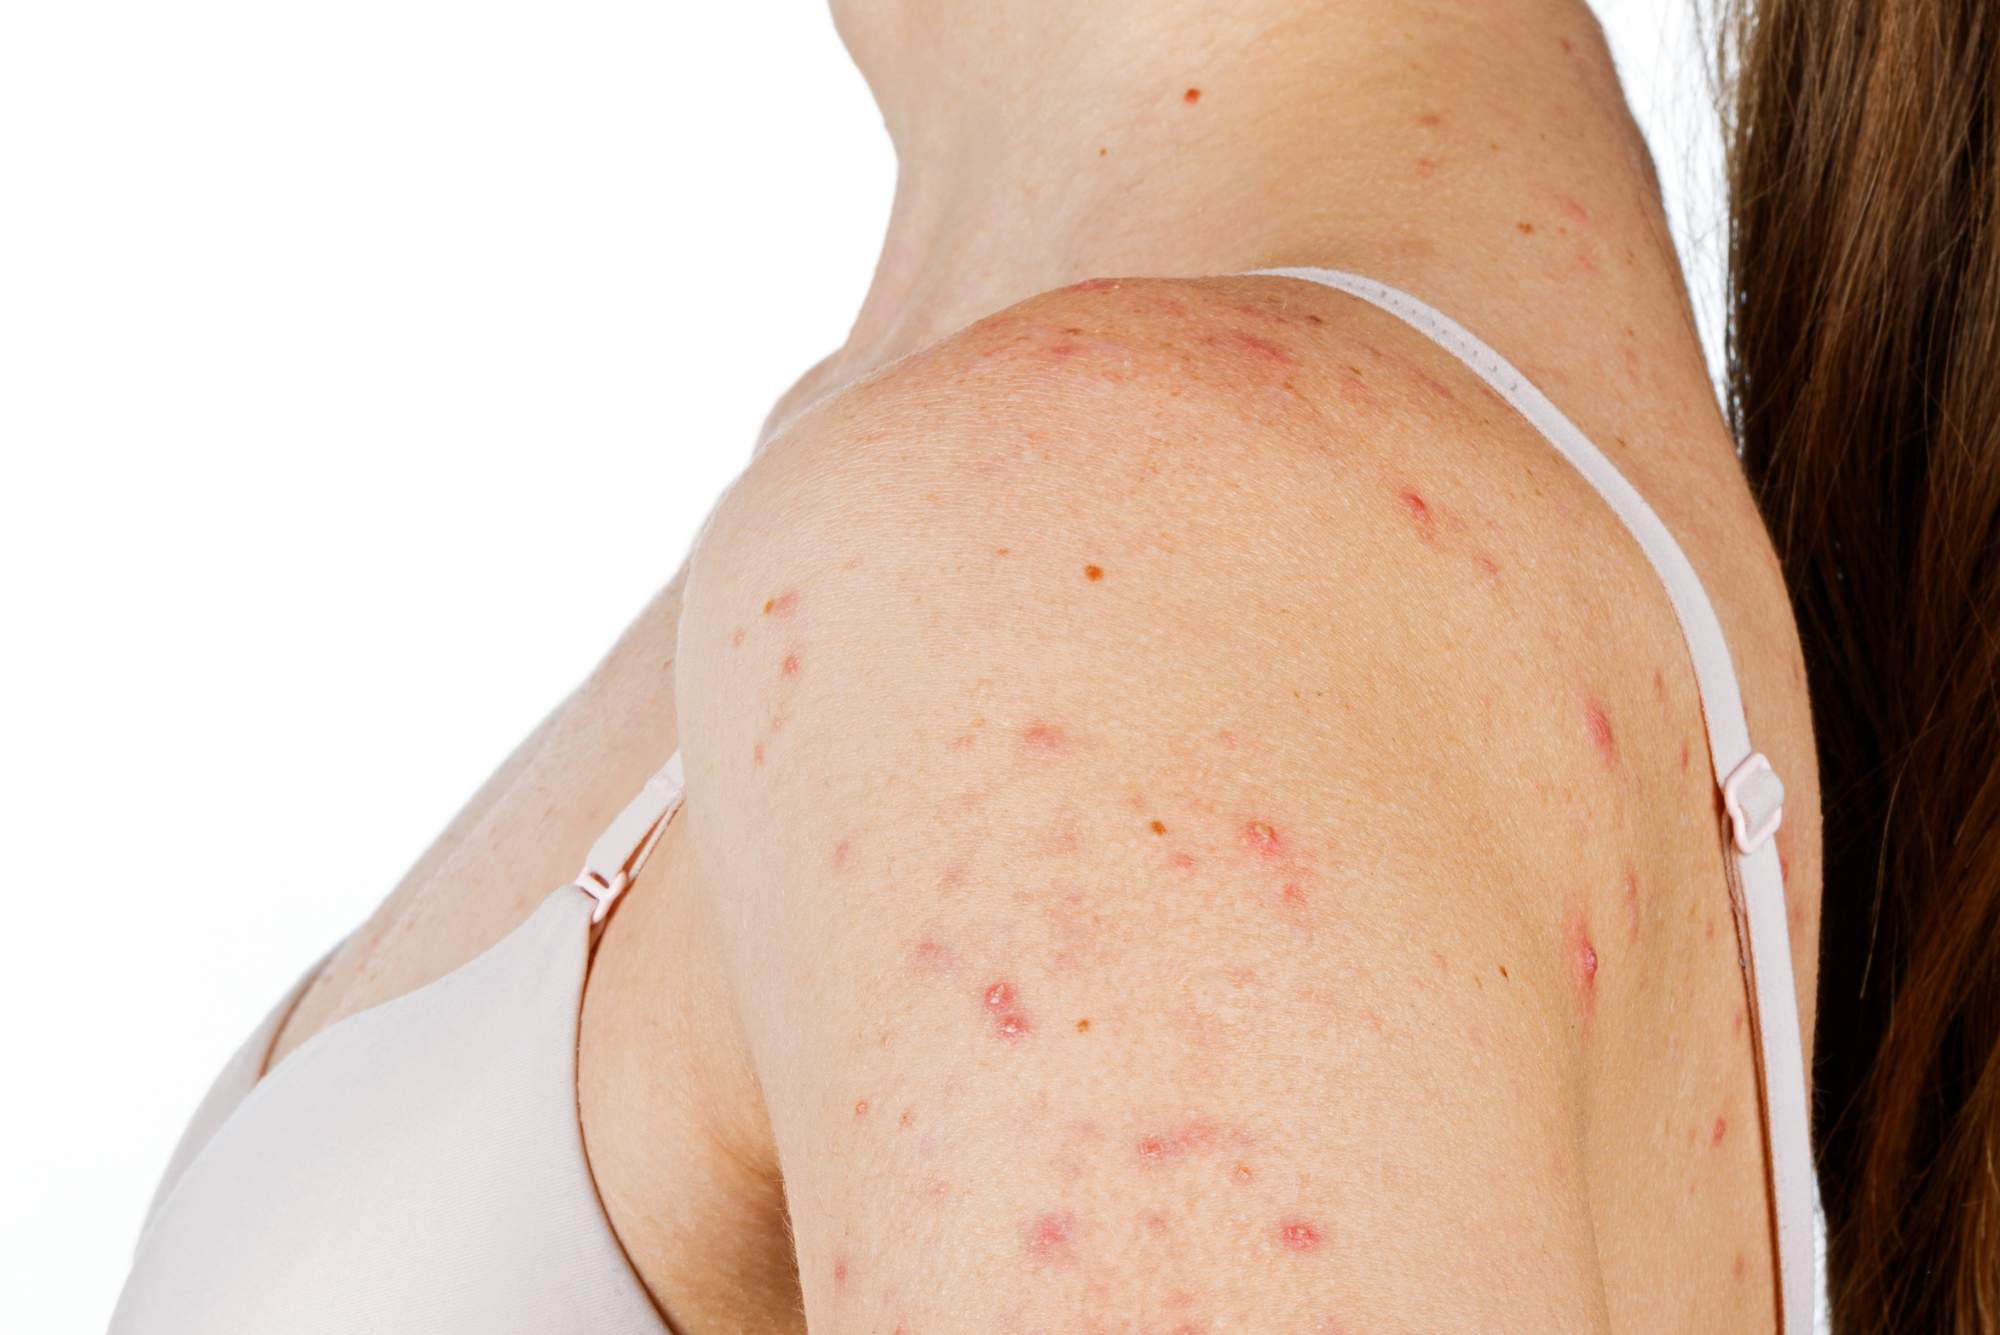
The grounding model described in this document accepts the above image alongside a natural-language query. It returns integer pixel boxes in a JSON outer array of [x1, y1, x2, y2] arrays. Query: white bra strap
[[1253, 268, 1814, 1332], [569, 752, 685, 924]]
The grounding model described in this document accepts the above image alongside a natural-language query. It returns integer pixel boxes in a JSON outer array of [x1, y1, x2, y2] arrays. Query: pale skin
[[262, 1, 1822, 1331]]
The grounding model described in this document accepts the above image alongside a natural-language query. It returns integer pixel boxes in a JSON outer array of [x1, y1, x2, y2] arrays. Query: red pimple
[[1023, 723, 1068, 752], [1184, 87, 1201, 104], [834, 1258, 849, 1286], [764, 590, 799, 617], [781, 652, 801, 677], [985, 981, 1030, 1039], [1282, 882, 1307, 907], [856, 1099, 869, 1118], [1711, 1116, 1727, 1146], [1023, 1212, 1079, 1263], [1280, 1221, 1324, 1251], [1583, 697, 1617, 767]]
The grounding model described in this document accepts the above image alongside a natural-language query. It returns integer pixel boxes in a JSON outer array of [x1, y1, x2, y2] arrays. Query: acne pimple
[[1243, 822, 1285, 857], [985, 981, 1030, 1039], [856, 1100, 869, 1118], [1711, 1116, 1727, 1146], [1023, 1211, 1078, 1263], [1023, 723, 1068, 752], [781, 652, 801, 677], [1280, 1221, 1324, 1251], [1400, 490, 1436, 541], [763, 590, 799, 617]]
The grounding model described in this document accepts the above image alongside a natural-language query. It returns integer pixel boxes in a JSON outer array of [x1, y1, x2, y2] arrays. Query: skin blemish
[[1151, 820, 1167, 835], [1136, 1118, 1218, 1165], [1184, 87, 1201, 104], [1076, 1018, 1090, 1032], [1399, 490, 1436, 542], [1242, 822, 1285, 857], [1566, 901, 1599, 1030], [1499, 964, 1509, 979], [1679, 740, 1691, 772], [1559, 195, 1592, 228], [856, 1100, 869, 1118], [1282, 882, 1307, 907], [752, 743, 764, 765], [1476, 554, 1500, 580], [1518, 222, 1535, 235], [1023, 723, 1068, 752], [781, 652, 801, 677], [1711, 1116, 1727, 1146], [1704, 916, 1716, 942], [1583, 697, 1617, 767], [731, 628, 746, 648], [1023, 1212, 1079, 1264], [763, 590, 799, 617], [1216, 730, 1237, 749], [1235, 334, 1290, 364], [1732, 1007, 1745, 1036], [834, 1258, 849, 1286], [1424, 376, 1455, 401], [1734, 1252, 1749, 1282], [1623, 866, 1641, 943], [1171, 852, 1197, 872], [1234, 1165, 1254, 1184], [1414, 157, 1437, 178], [833, 840, 852, 871], [985, 981, 1031, 1040], [1280, 1221, 1324, 1252], [1084, 564, 1104, 581], [1418, 111, 1442, 127]]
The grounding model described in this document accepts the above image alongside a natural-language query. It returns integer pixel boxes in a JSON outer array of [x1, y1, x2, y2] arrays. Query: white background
[[0, 3, 1722, 1329]]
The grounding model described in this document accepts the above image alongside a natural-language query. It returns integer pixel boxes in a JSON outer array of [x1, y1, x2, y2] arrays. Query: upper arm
[[677, 279, 1635, 1332]]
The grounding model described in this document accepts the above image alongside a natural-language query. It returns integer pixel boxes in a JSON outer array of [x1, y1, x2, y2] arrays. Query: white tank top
[[110, 271, 1824, 1334]]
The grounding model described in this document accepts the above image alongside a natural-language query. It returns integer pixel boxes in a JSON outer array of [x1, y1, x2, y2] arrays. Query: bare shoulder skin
[[261, 1, 1819, 1331]]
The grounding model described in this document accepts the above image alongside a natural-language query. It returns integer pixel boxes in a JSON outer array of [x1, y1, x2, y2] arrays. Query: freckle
[[731, 628, 746, 648], [1583, 697, 1617, 766], [1518, 222, 1534, 234], [1023, 1212, 1078, 1263], [1076, 1018, 1090, 1032], [1151, 820, 1167, 835], [1418, 111, 1442, 126], [781, 652, 801, 677], [1084, 564, 1103, 581], [1171, 852, 1196, 871], [1184, 87, 1201, 104], [1711, 1116, 1727, 1146], [1280, 1221, 1323, 1252], [856, 1100, 869, 1118], [1023, 723, 1068, 752]]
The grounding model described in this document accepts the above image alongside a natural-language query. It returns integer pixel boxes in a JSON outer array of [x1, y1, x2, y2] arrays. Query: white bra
[[110, 270, 1822, 1334]]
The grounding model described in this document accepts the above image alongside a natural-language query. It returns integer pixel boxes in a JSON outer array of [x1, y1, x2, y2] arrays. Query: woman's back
[[168, 2, 1822, 1331]]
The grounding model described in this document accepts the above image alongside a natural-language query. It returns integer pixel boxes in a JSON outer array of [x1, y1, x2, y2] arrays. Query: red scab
[[1242, 821, 1286, 858], [781, 652, 801, 677], [1084, 564, 1104, 581], [1136, 1118, 1218, 1164], [1235, 334, 1290, 364], [985, 981, 1030, 1040], [1679, 740, 1691, 772], [1023, 723, 1068, 752], [1023, 1212, 1078, 1263], [1183, 87, 1201, 104], [763, 590, 799, 617], [1711, 1116, 1727, 1146], [1399, 490, 1436, 542], [1583, 697, 1617, 767], [1280, 1221, 1324, 1252]]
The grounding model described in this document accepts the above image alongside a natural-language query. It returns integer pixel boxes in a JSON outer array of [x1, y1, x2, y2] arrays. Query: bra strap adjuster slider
[[1722, 751, 1785, 856]]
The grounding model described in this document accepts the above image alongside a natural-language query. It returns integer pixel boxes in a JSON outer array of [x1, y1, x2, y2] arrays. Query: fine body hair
[[1728, 0, 2000, 1328]]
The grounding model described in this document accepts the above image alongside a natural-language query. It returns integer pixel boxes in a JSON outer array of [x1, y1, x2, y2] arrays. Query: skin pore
[[263, 1, 1820, 1332]]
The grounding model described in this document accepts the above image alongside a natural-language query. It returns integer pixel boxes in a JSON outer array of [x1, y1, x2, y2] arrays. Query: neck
[[770, 0, 1710, 457]]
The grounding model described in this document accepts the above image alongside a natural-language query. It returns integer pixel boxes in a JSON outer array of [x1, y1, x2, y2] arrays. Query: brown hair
[[1727, 0, 2000, 1328]]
